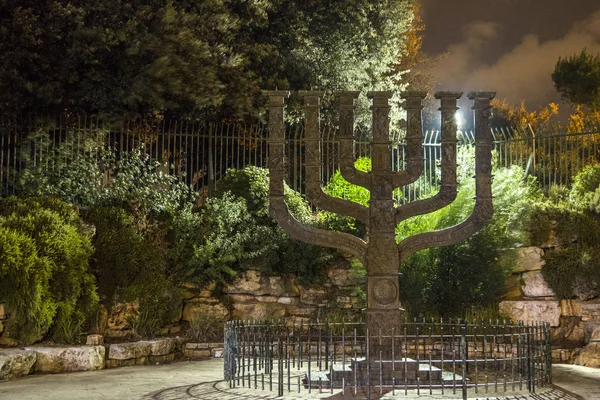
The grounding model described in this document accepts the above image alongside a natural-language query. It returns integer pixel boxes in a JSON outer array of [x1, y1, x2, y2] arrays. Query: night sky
[[420, 0, 600, 111]]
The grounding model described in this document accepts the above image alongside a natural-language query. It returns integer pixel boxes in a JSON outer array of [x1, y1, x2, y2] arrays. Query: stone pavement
[[0, 359, 597, 400]]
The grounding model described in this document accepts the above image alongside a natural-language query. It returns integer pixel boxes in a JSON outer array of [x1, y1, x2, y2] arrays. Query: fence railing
[[223, 318, 552, 399], [1, 115, 600, 202]]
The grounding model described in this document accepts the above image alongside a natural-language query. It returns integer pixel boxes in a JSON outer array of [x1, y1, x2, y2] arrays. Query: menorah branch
[[301, 91, 369, 224], [394, 92, 462, 223]]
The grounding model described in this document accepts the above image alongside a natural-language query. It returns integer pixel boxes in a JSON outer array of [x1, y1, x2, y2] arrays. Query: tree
[[552, 49, 600, 110], [490, 98, 559, 130], [0, 0, 417, 120]]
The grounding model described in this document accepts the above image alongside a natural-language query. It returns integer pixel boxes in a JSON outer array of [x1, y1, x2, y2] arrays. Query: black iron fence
[[223, 318, 551, 399], [1, 114, 600, 202]]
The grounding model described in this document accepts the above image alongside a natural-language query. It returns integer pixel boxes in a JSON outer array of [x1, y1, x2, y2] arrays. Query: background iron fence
[[1, 114, 600, 202], [223, 318, 551, 399]]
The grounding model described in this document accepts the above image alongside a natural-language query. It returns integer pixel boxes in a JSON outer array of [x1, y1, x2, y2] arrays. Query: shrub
[[398, 166, 541, 317], [0, 197, 97, 344], [535, 165, 600, 299], [15, 128, 196, 214], [170, 166, 335, 288], [84, 205, 182, 338], [188, 310, 226, 342]]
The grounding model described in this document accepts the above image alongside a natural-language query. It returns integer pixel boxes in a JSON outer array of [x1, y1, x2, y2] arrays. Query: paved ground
[[0, 359, 597, 400]]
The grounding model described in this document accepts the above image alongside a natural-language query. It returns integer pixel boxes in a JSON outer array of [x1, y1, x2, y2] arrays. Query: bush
[[84, 205, 181, 338], [169, 166, 335, 288], [397, 166, 541, 317], [0, 197, 97, 344], [535, 165, 600, 299], [15, 128, 196, 214]]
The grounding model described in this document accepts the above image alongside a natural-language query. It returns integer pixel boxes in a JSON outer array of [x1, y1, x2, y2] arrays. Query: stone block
[[499, 300, 561, 326], [108, 341, 152, 360], [561, 300, 582, 317], [86, 334, 104, 345], [574, 343, 600, 367], [146, 338, 176, 356], [224, 270, 294, 296], [581, 301, 600, 322], [211, 348, 224, 358], [277, 296, 299, 305], [135, 356, 147, 365], [231, 302, 285, 321], [182, 301, 228, 322], [574, 278, 598, 301], [0, 349, 36, 381], [328, 268, 362, 287], [285, 306, 317, 318], [300, 288, 329, 306], [25, 346, 105, 373], [552, 348, 576, 364], [521, 271, 555, 297], [105, 358, 136, 368], [508, 247, 544, 272], [148, 353, 175, 364], [184, 349, 211, 358], [107, 302, 138, 332]]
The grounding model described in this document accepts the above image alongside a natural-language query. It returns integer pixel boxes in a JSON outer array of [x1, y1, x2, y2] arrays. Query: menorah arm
[[394, 92, 462, 224], [397, 197, 493, 263], [337, 91, 372, 189], [306, 183, 370, 224], [270, 196, 368, 266]]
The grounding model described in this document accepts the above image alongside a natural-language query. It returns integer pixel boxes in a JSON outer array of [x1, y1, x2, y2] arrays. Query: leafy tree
[[490, 98, 559, 130], [552, 49, 600, 110], [0, 0, 417, 120]]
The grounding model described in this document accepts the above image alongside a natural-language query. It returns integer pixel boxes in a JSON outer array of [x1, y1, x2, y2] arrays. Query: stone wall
[[0, 337, 223, 381], [99, 260, 365, 339], [498, 246, 600, 367]]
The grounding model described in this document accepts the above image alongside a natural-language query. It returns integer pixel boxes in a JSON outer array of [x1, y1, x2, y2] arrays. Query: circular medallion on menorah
[[372, 278, 397, 305]]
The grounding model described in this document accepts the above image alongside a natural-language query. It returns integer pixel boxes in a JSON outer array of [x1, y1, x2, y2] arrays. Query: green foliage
[[16, 128, 196, 214], [172, 166, 334, 287], [398, 166, 541, 317], [322, 157, 371, 236], [84, 205, 181, 338], [552, 49, 600, 110], [0, 197, 97, 344], [187, 310, 226, 342], [0, 0, 416, 120], [532, 165, 600, 299]]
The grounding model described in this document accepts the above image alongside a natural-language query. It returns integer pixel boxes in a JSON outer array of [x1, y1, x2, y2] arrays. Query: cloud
[[430, 10, 600, 109]]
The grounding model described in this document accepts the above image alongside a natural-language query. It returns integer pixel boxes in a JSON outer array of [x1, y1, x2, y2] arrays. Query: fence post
[[461, 324, 468, 400], [207, 122, 215, 196]]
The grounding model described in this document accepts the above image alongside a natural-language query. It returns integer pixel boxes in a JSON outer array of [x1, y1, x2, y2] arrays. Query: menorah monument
[[265, 90, 495, 338]]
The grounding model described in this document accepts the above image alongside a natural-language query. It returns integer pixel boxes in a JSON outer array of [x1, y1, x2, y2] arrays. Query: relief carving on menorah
[[265, 90, 495, 335]]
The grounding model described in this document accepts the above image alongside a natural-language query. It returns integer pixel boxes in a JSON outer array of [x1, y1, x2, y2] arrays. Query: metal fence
[[1, 115, 600, 201], [223, 318, 552, 399]]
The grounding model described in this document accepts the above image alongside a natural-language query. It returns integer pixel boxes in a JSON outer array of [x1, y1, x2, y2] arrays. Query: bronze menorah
[[265, 90, 495, 335]]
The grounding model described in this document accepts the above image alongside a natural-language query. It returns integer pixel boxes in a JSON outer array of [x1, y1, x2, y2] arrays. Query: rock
[[574, 278, 598, 301], [107, 302, 139, 332], [0, 321, 3, 335], [223, 270, 292, 296], [26, 346, 105, 373], [108, 341, 152, 360], [499, 300, 561, 327], [212, 348, 224, 358], [224, 270, 262, 294], [0, 303, 6, 320], [277, 297, 299, 305], [86, 335, 104, 345], [328, 268, 361, 287], [300, 288, 329, 306], [285, 306, 318, 318], [146, 338, 176, 356], [581, 301, 600, 322], [231, 303, 285, 321], [561, 300, 582, 317], [574, 342, 600, 367], [182, 302, 228, 322], [552, 348, 577, 364], [0, 349, 36, 380], [507, 247, 545, 272], [521, 271, 555, 297], [255, 296, 279, 303], [503, 275, 522, 299]]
